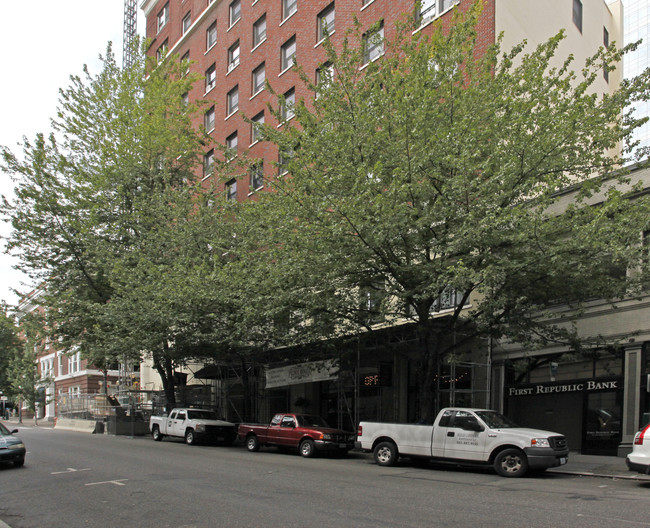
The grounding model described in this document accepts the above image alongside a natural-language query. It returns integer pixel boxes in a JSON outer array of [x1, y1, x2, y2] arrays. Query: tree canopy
[[241, 3, 650, 420]]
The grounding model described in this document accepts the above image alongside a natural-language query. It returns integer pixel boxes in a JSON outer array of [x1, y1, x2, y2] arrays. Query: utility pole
[[123, 0, 138, 69]]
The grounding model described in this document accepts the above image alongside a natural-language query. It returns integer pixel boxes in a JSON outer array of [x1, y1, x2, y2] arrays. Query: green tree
[[0, 304, 21, 410], [1, 42, 250, 410], [248, 3, 650, 421]]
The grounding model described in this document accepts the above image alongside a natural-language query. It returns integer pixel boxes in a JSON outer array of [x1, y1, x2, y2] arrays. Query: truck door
[[442, 410, 488, 461], [277, 415, 298, 446], [170, 409, 187, 437], [265, 414, 284, 445], [165, 410, 178, 435]]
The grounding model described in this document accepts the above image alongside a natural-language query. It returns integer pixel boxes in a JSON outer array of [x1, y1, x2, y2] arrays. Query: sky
[[0, 2, 141, 308]]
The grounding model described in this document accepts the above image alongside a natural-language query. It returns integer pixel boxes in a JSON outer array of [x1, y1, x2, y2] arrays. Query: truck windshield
[[188, 410, 219, 420], [475, 411, 519, 428], [296, 415, 330, 428]]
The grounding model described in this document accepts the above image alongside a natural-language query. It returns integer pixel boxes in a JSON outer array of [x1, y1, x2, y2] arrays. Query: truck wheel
[[299, 439, 316, 458], [246, 434, 260, 452], [494, 448, 528, 477], [374, 441, 398, 467], [152, 425, 163, 441], [185, 428, 196, 445]]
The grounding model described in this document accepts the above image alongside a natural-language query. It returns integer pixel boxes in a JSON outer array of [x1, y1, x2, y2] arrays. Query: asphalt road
[[1, 427, 649, 528]]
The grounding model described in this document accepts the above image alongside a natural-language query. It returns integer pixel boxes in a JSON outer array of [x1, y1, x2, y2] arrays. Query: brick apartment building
[[17, 288, 120, 422], [138, 0, 650, 456]]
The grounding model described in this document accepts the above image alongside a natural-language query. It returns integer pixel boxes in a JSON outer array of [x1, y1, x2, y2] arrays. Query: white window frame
[[253, 14, 267, 48], [281, 36, 296, 72], [226, 132, 238, 161], [363, 21, 384, 65], [226, 179, 238, 201], [250, 161, 264, 190], [182, 12, 192, 34], [206, 64, 217, 92], [157, 3, 169, 33], [204, 149, 215, 178], [282, 88, 296, 121], [228, 41, 240, 72], [205, 106, 216, 132], [282, 0, 297, 21], [317, 3, 335, 42], [207, 21, 217, 50], [252, 62, 266, 96], [230, 0, 242, 27], [227, 85, 239, 116], [251, 111, 264, 144]]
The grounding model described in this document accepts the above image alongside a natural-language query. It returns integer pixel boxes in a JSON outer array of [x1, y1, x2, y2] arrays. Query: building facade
[[139, 0, 647, 454], [17, 289, 120, 422]]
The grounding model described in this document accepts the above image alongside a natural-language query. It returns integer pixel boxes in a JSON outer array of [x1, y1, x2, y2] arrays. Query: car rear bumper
[[626, 456, 650, 474]]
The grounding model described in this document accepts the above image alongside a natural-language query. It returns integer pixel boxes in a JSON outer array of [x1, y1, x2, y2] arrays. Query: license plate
[[560, 457, 567, 465], [339, 443, 347, 449]]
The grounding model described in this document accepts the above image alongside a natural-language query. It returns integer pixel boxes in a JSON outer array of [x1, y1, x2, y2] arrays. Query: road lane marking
[[51, 468, 91, 475], [85, 479, 128, 487]]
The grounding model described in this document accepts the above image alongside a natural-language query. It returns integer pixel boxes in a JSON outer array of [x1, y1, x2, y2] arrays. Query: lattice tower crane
[[123, 0, 138, 69]]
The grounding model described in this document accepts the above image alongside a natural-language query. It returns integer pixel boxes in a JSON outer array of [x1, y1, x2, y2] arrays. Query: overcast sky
[[0, 1, 141, 308]]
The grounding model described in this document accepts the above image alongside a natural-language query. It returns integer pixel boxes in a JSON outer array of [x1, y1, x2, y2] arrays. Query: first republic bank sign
[[507, 378, 620, 397]]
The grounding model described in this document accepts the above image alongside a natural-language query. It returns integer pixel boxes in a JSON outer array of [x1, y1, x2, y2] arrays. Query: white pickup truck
[[356, 408, 569, 477], [149, 408, 237, 445]]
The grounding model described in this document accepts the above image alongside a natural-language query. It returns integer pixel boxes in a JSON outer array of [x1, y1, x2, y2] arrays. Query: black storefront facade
[[495, 342, 650, 456]]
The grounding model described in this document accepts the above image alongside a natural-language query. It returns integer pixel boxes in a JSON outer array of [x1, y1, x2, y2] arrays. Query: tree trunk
[[153, 346, 176, 412], [417, 324, 441, 424]]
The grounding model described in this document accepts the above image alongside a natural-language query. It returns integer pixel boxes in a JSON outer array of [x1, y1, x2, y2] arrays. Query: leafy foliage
[[244, 3, 650, 420]]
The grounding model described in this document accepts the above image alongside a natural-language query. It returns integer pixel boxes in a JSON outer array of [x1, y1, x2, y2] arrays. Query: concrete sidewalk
[[4, 418, 648, 481]]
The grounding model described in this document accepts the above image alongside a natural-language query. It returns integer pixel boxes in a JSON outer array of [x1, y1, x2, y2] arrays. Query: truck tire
[[185, 428, 196, 445], [299, 439, 316, 458], [494, 448, 528, 477], [374, 441, 398, 467], [246, 434, 260, 452], [151, 425, 163, 441]]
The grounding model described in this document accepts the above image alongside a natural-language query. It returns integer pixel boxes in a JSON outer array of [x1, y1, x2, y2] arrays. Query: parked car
[[238, 413, 355, 457], [626, 423, 650, 475], [149, 408, 237, 445], [357, 408, 569, 477], [0, 422, 26, 468]]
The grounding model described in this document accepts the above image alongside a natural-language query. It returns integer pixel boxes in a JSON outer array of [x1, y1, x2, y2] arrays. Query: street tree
[[247, 3, 650, 421], [0, 304, 21, 410], [1, 42, 251, 409]]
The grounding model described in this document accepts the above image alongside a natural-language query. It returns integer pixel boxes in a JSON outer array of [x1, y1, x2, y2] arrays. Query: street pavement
[[5, 416, 648, 482]]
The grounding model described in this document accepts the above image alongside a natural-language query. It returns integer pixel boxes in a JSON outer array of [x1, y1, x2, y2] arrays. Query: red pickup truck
[[238, 413, 355, 458]]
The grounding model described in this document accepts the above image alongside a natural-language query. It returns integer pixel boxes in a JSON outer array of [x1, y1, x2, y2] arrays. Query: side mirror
[[11, 429, 19, 434]]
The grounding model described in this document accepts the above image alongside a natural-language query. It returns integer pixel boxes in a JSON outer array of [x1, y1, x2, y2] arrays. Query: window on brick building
[[227, 85, 239, 116], [156, 39, 168, 62], [573, 0, 582, 33], [230, 0, 242, 27], [181, 51, 190, 76], [157, 3, 169, 32], [282, 0, 297, 20], [251, 111, 264, 144], [205, 106, 216, 132], [252, 62, 266, 95], [316, 61, 334, 95], [363, 21, 384, 65], [226, 132, 238, 160], [281, 88, 296, 121], [207, 21, 217, 50], [228, 41, 240, 72], [281, 36, 296, 72], [182, 12, 192, 34], [181, 92, 189, 106], [250, 161, 264, 190], [253, 14, 267, 48], [278, 147, 294, 175], [204, 149, 215, 178], [317, 3, 335, 41], [206, 63, 217, 92], [226, 179, 238, 201]]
